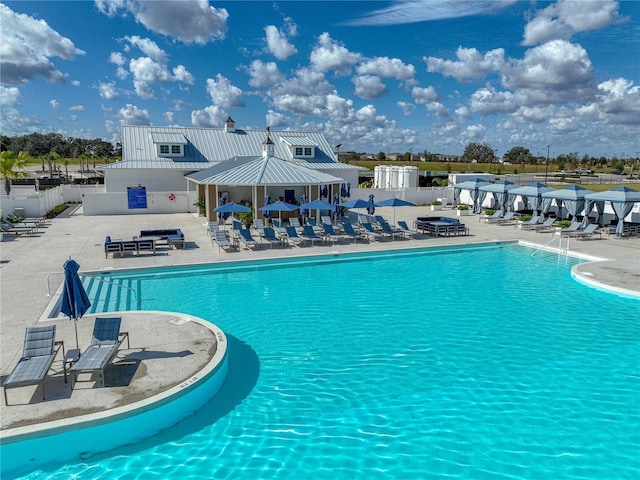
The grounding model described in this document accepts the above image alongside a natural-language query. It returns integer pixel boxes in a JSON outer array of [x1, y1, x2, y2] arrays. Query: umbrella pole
[[74, 319, 80, 350]]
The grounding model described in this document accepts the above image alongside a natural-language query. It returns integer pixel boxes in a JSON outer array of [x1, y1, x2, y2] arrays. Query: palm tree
[[60, 157, 71, 181], [46, 151, 60, 176], [0, 150, 30, 195]]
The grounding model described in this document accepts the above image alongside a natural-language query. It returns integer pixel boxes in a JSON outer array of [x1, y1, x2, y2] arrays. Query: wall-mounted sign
[[127, 186, 147, 209]]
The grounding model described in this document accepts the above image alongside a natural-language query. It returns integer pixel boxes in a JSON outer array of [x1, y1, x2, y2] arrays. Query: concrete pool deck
[[1, 205, 639, 433]]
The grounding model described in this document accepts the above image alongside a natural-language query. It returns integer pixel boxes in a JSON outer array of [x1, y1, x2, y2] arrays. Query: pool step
[[83, 276, 140, 313]]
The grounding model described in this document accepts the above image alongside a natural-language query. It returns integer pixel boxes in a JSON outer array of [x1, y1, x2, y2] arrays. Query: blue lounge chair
[[342, 221, 366, 242], [360, 222, 384, 240], [378, 219, 404, 239], [305, 217, 323, 234], [302, 225, 323, 245], [284, 226, 305, 246], [262, 227, 283, 248], [322, 223, 345, 245], [71, 317, 129, 388], [238, 228, 259, 249], [206, 221, 219, 236], [3, 325, 65, 404], [397, 221, 419, 238], [288, 217, 304, 234]]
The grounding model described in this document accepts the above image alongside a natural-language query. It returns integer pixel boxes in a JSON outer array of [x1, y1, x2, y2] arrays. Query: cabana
[[541, 185, 589, 220], [453, 178, 490, 214], [478, 180, 519, 214], [583, 187, 640, 236], [507, 182, 553, 215]]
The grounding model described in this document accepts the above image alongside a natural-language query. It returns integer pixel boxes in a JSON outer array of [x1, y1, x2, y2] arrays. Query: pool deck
[[1, 205, 638, 434]]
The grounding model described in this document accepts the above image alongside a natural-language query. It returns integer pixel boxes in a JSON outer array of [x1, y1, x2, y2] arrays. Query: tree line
[[0, 133, 121, 160]]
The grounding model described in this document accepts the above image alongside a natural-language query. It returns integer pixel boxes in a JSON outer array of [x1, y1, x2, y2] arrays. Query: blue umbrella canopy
[[339, 198, 375, 209], [258, 201, 299, 212], [60, 258, 91, 349], [375, 197, 416, 224], [300, 199, 334, 211], [213, 202, 251, 213]]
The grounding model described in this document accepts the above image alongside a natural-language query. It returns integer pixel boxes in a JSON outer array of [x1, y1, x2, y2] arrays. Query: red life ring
[[168, 193, 176, 201]]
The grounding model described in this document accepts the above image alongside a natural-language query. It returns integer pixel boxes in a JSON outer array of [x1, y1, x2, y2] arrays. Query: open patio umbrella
[[339, 198, 376, 209], [60, 258, 91, 350], [375, 197, 416, 224], [453, 178, 490, 214], [299, 199, 334, 224], [508, 182, 553, 215], [584, 186, 640, 235], [213, 202, 251, 214], [258, 201, 298, 223]]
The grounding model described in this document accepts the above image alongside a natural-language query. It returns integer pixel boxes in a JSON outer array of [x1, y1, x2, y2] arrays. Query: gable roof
[[187, 155, 343, 186]]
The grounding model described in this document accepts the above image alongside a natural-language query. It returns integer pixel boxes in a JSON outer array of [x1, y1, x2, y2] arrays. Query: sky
[[1, 0, 639, 158]]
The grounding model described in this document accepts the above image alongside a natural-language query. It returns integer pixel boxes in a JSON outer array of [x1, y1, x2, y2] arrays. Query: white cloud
[[205, 75, 244, 109], [69, 105, 85, 111], [117, 104, 151, 125], [455, 105, 471, 122], [109, 51, 127, 66], [191, 105, 227, 128], [269, 68, 334, 115], [501, 40, 593, 101], [309, 33, 361, 75], [248, 60, 284, 88], [356, 56, 416, 80], [266, 110, 289, 128], [0, 86, 21, 106], [163, 111, 174, 123], [49, 99, 59, 110], [397, 101, 415, 116], [411, 86, 439, 104], [125, 35, 166, 63], [470, 84, 517, 114], [95, 0, 228, 44], [0, 3, 84, 85], [99, 82, 119, 100], [264, 25, 297, 60], [522, 0, 626, 46], [345, 0, 516, 26], [425, 46, 505, 82], [352, 75, 388, 99], [591, 78, 640, 125]]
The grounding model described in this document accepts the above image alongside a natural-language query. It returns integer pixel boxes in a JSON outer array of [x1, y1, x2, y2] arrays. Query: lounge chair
[[558, 221, 582, 236], [482, 210, 503, 223], [568, 223, 601, 240], [302, 225, 323, 245], [206, 221, 219, 236], [397, 221, 419, 238], [12, 211, 46, 225], [3, 325, 66, 405], [238, 228, 259, 249], [213, 229, 235, 252], [253, 218, 266, 237], [322, 223, 345, 245], [530, 217, 556, 232], [284, 226, 305, 246], [262, 227, 283, 248], [342, 221, 366, 242], [378, 219, 404, 239], [320, 215, 333, 226], [288, 217, 304, 234], [71, 317, 129, 388], [1, 219, 36, 235], [360, 222, 384, 240], [519, 215, 542, 230], [305, 217, 323, 234], [493, 211, 517, 225]]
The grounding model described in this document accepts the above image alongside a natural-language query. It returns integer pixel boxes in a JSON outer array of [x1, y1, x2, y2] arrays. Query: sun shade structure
[[584, 186, 640, 235], [60, 259, 91, 350], [479, 180, 519, 213], [453, 178, 490, 214], [339, 198, 376, 210], [375, 197, 417, 224], [541, 185, 589, 220], [213, 202, 251, 214], [508, 182, 554, 215]]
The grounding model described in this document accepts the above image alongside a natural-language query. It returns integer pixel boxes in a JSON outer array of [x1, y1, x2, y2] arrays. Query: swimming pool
[[10, 244, 640, 479]]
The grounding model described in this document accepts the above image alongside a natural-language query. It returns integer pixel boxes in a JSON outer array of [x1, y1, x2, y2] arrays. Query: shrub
[[457, 204, 469, 210], [45, 204, 69, 218], [485, 209, 496, 215], [518, 214, 532, 222], [432, 200, 442, 205], [556, 220, 572, 229]]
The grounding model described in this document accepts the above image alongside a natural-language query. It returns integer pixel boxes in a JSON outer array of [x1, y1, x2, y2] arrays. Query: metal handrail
[[46, 273, 137, 299]]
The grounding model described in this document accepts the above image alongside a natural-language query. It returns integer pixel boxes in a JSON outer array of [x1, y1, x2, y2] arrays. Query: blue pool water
[[14, 244, 640, 479]]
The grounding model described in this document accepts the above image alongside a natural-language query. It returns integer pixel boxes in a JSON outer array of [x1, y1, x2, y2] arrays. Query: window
[[295, 147, 303, 156], [160, 145, 169, 154], [171, 145, 181, 154], [304, 147, 312, 156]]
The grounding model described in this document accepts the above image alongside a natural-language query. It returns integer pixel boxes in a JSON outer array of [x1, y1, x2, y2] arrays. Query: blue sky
[[1, 0, 638, 158]]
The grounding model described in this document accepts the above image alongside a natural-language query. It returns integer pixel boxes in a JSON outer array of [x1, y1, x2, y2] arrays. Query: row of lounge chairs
[[1, 211, 47, 236], [3, 317, 129, 405], [206, 214, 425, 252], [483, 212, 604, 240]]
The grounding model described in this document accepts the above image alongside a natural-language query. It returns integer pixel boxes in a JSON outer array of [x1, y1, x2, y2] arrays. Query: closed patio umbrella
[[299, 193, 308, 218], [60, 258, 92, 350], [367, 194, 375, 215], [333, 194, 341, 223], [263, 195, 272, 220]]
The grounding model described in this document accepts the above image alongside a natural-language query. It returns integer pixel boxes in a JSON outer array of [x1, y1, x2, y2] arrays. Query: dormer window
[[281, 137, 316, 159], [151, 132, 187, 158]]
